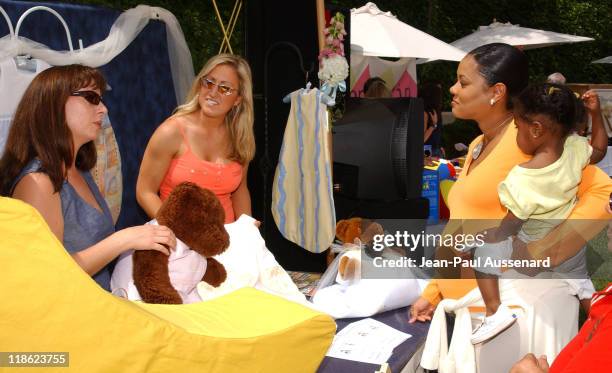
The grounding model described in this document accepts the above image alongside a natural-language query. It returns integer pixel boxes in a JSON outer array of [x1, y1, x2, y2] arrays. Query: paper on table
[[325, 318, 412, 364]]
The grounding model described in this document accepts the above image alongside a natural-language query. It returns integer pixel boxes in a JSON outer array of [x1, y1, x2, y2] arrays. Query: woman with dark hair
[[0, 65, 176, 291], [410, 43, 612, 363], [411, 42, 530, 320]]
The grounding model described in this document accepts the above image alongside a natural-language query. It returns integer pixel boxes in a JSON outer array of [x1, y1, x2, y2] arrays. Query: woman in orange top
[[409, 43, 612, 323], [137, 55, 255, 223]]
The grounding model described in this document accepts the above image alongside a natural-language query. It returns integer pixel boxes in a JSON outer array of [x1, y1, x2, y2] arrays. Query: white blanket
[[310, 249, 429, 318], [111, 215, 305, 305], [196, 215, 306, 304]]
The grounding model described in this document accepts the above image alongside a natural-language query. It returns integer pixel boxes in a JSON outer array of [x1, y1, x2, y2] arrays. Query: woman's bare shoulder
[[149, 116, 188, 148], [156, 116, 183, 135], [12, 172, 57, 202]]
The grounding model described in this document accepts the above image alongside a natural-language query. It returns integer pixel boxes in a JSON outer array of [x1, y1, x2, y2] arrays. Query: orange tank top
[[159, 125, 243, 223]]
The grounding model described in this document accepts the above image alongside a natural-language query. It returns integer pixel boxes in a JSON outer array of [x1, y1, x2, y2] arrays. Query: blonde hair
[[173, 54, 255, 164]]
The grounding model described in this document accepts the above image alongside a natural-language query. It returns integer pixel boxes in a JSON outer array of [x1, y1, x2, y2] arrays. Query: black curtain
[[245, 0, 345, 272]]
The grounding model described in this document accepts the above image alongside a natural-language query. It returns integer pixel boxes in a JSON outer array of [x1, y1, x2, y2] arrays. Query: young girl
[[470, 82, 604, 344]]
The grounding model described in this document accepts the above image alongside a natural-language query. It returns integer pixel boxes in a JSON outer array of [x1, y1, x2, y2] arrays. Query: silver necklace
[[472, 115, 513, 160]]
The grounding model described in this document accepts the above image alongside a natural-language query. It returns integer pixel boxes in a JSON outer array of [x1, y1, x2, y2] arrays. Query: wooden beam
[[315, 0, 326, 52]]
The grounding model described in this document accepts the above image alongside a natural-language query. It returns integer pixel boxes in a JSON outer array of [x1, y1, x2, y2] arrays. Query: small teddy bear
[[335, 217, 384, 283], [335, 217, 384, 246], [132, 182, 230, 304]]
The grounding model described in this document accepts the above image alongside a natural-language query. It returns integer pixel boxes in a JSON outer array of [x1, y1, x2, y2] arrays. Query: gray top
[[13, 159, 114, 290]]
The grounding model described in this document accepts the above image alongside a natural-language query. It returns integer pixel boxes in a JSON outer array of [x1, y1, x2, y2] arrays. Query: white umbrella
[[451, 20, 594, 52], [593, 56, 612, 64], [350, 2, 466, 61]]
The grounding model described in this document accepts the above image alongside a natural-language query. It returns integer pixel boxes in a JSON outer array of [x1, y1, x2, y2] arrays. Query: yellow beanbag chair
[[0, 197, 335, 372]]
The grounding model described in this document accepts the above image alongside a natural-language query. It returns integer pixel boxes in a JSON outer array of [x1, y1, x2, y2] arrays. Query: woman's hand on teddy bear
[[115, 225, 177, 255]]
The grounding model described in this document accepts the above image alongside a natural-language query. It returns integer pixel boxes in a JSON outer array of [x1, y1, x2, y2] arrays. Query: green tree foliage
[[328, 0, 611, 91], [69, 0, 610, 152], [68, 0, 610, 86], [328, 0, 611, 154]]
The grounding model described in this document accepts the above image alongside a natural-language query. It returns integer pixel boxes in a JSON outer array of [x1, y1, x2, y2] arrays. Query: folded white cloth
[[420, 277, 579, 373]]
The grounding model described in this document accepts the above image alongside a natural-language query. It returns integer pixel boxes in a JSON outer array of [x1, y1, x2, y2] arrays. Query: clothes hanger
[[281, 72, 335, 106], [14, 6, 81, 72], [15, 6, 75, 52], [283, 81, 312, 103], [296, 65, 335, 106], [0, 6, 15, 38]]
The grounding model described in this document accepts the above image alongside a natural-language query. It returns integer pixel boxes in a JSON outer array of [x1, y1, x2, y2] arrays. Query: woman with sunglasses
[[136, 54, 255, 224], [0, 65, 176, 292]]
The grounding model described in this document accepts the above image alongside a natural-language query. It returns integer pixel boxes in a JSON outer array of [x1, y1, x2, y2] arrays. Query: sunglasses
[[201, 77, 237, 96], [71, 90, 103, 105]]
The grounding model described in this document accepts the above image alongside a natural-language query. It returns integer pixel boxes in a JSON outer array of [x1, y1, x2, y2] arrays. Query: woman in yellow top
[[409, 43, 612, 323]]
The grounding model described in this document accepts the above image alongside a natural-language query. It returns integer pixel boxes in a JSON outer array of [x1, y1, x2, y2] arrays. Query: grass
[[579, 226, 611, 324], [587, 227, 611, 291]]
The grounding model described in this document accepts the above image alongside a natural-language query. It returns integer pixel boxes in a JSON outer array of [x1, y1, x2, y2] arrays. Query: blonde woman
[[137, 54, 255, 223]]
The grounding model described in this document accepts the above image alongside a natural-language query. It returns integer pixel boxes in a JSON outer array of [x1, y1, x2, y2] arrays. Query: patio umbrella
[[450, 20, 594, 52], [350, 2, 466, 61], [593, 56, 612, 64]]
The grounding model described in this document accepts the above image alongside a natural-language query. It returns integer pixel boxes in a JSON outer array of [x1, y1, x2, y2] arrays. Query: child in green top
[[471, 83, 606, 344]]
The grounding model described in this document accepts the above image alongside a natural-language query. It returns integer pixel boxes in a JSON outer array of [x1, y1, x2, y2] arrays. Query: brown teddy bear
[[335, 217, 384, 282], [335, 217, 363, 244], [335, 217, 384, 245], [132, 182, 229, 304]]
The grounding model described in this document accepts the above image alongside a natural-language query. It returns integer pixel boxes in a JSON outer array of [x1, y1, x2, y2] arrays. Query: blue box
[[422, 168, 439, 225]]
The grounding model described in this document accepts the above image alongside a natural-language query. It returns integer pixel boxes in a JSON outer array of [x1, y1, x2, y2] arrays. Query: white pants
[[473, 238, 513, 276]]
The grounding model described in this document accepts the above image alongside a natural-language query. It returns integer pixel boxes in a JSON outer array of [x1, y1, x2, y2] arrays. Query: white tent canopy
[[451, 21, 594, 52], [593, 56, 612, 64], [350, 2, 465, 61]]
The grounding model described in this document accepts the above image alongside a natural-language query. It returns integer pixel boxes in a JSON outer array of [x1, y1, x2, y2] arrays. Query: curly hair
[[514, 82, 583, 136]]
